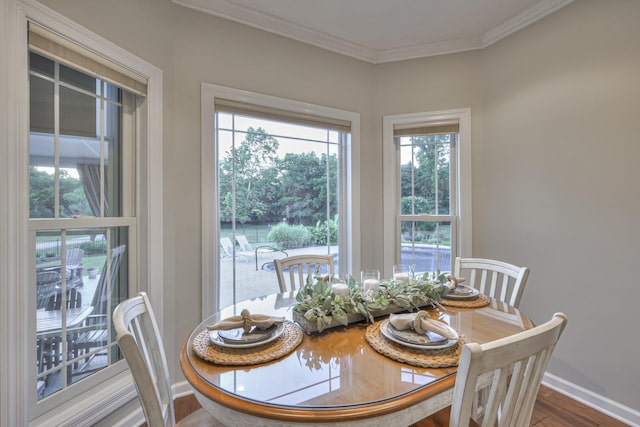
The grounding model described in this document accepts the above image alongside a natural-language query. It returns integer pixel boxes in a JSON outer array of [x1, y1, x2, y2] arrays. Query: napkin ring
[[241, 309, 252, 334], [413, 311, 430, 335]]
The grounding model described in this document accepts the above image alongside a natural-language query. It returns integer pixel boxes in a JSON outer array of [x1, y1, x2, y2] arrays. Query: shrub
[[267, 223, 311, 249], [308, 215, 338, 245], [79, 240, 107, 255]]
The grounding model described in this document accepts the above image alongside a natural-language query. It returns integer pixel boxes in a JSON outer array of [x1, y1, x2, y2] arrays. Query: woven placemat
[[192, 320, 303, 366], [441, 293, 491, 308], [365, 321, 468, 368]]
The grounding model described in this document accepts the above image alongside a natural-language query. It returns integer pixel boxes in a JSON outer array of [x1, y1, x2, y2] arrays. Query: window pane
[[103, 81, 121, 102], [229, 113, 331, 142], [29, 133, 55, 219], [399, 134, 452, 215], [35, 227, 128, 400], [29, 52, 54, 77], [58, 166, 93, 218], [30, 75, 54, 134], [60, 63, 96, 93], [400, 220, 451, 274], [59, 85, 97, 138], [217, 113, 342, 308], [105, 100, 123, 217]]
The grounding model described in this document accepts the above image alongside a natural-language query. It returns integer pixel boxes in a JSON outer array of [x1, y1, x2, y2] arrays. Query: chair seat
[[176, 408, 226, 427], [411, 407, 480, 427]]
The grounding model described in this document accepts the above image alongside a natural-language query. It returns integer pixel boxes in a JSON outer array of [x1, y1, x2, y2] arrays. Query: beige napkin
[[445, 274, 466, 290], [207, 308, 284, 334], [389, 311, 458, 340]]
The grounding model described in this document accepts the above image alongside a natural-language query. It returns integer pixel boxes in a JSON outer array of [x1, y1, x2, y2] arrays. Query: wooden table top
[[36, 306, 94, 334], [180, 292, 533, 425]]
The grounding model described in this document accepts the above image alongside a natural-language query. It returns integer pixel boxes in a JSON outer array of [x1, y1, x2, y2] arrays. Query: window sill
[[29, 372, 137, 427]]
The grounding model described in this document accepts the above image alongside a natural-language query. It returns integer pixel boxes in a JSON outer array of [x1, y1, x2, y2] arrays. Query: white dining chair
[[113, 292, 224, 427], [454, 257, 530, 308], [274, 254, 335, 292], [414, 312, 567, 427]]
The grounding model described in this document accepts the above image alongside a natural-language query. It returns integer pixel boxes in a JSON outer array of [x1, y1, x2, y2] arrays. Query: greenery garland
[[294, 272, 451, 333]]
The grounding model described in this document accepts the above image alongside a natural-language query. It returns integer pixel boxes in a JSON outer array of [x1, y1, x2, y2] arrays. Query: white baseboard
[[101, 382, 193, 426], [172, 380, 196, 399], [543, 373, 640, 427]]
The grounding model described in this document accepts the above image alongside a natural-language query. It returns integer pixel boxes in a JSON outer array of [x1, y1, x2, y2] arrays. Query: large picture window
[[202, 85, 360, 316], [216, 106, 348, 308]]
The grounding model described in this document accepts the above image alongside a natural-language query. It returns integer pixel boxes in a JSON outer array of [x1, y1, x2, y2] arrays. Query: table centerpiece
[[293, 271, 451, 333]]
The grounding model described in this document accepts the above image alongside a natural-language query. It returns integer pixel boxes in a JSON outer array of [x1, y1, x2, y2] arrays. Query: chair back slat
[[114, 292, 175, 427], [36, 271, 61, 309], [451, 313, 567, 427], [454, 257, 530, 308], [274, 254, 335, 292], [91, 245, 127, 316], [45, 288, 82, 311]]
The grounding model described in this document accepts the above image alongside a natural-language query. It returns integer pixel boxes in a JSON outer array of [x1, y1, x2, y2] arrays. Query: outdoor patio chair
[[274, 254, 335, 292], [236, 234, 288, 270], [68, 244, 126, 374], [454, 257, 530, 309], [65, 247, 84, 287], [36, 270, 61, 309], [414, 313, 567, 427], [219, 236, 252, 263], [114, 292, 224, 426]]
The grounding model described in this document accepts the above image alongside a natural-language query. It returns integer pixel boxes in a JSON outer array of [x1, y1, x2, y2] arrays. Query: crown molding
[[172, 0, 378, 62], [374, 35, 483, 64], [173, 0, 574, 63], [481, 0, 574, 47]]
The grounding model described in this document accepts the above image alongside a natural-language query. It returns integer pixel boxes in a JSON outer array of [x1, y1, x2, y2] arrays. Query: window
[[382, 109, 471, 277], [202, 84, 360, 316], [1, 4, 163, 425], [29, 49, 134, 401]]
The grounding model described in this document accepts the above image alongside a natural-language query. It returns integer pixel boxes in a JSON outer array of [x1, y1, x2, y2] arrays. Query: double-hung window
[[28, 42, 136, 403], [383, 109, 471, 277], [1, 5, 162, 424]]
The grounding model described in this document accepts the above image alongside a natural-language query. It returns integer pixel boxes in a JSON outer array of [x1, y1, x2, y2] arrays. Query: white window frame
[[382, 108, 472, 278], [0, 1, 163, 425], [201, 83, 361, 318]]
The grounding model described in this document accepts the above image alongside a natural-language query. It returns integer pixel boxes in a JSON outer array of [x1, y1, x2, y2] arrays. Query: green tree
[[278, 152, 337, 225], [59, 171, 91, 217], [218, 127, 280, 223], [30, 167, 55, 218], [400, 134, 451, 215], [29, 167, 91, 218]]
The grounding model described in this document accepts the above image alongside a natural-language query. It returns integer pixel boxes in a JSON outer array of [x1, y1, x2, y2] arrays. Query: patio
[[219, 245, 337, 308]]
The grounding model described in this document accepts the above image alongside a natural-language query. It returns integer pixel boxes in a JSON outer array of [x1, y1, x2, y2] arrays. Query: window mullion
[[230, 114, 237, 304], [54, 62, 60, 218], [100, 82, 105, 217], [325, 129, 331, 253]]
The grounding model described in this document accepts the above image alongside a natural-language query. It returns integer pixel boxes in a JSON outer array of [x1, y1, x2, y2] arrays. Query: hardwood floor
[[173, 385, 629, 426], [530, 386, 628, 427]]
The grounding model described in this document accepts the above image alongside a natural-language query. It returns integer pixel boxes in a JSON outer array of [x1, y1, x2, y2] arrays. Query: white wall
[[479, 0, 640, 412], [37, 0, 640, 420]]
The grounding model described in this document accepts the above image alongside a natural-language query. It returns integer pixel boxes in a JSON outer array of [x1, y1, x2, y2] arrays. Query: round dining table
[[180, 292, 534, 426]]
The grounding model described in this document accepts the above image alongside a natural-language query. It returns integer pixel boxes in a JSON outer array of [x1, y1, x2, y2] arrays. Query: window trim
[[382, 108, 472, 278], [201, 83, 361, 318], [1, 1, 163, 425]]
